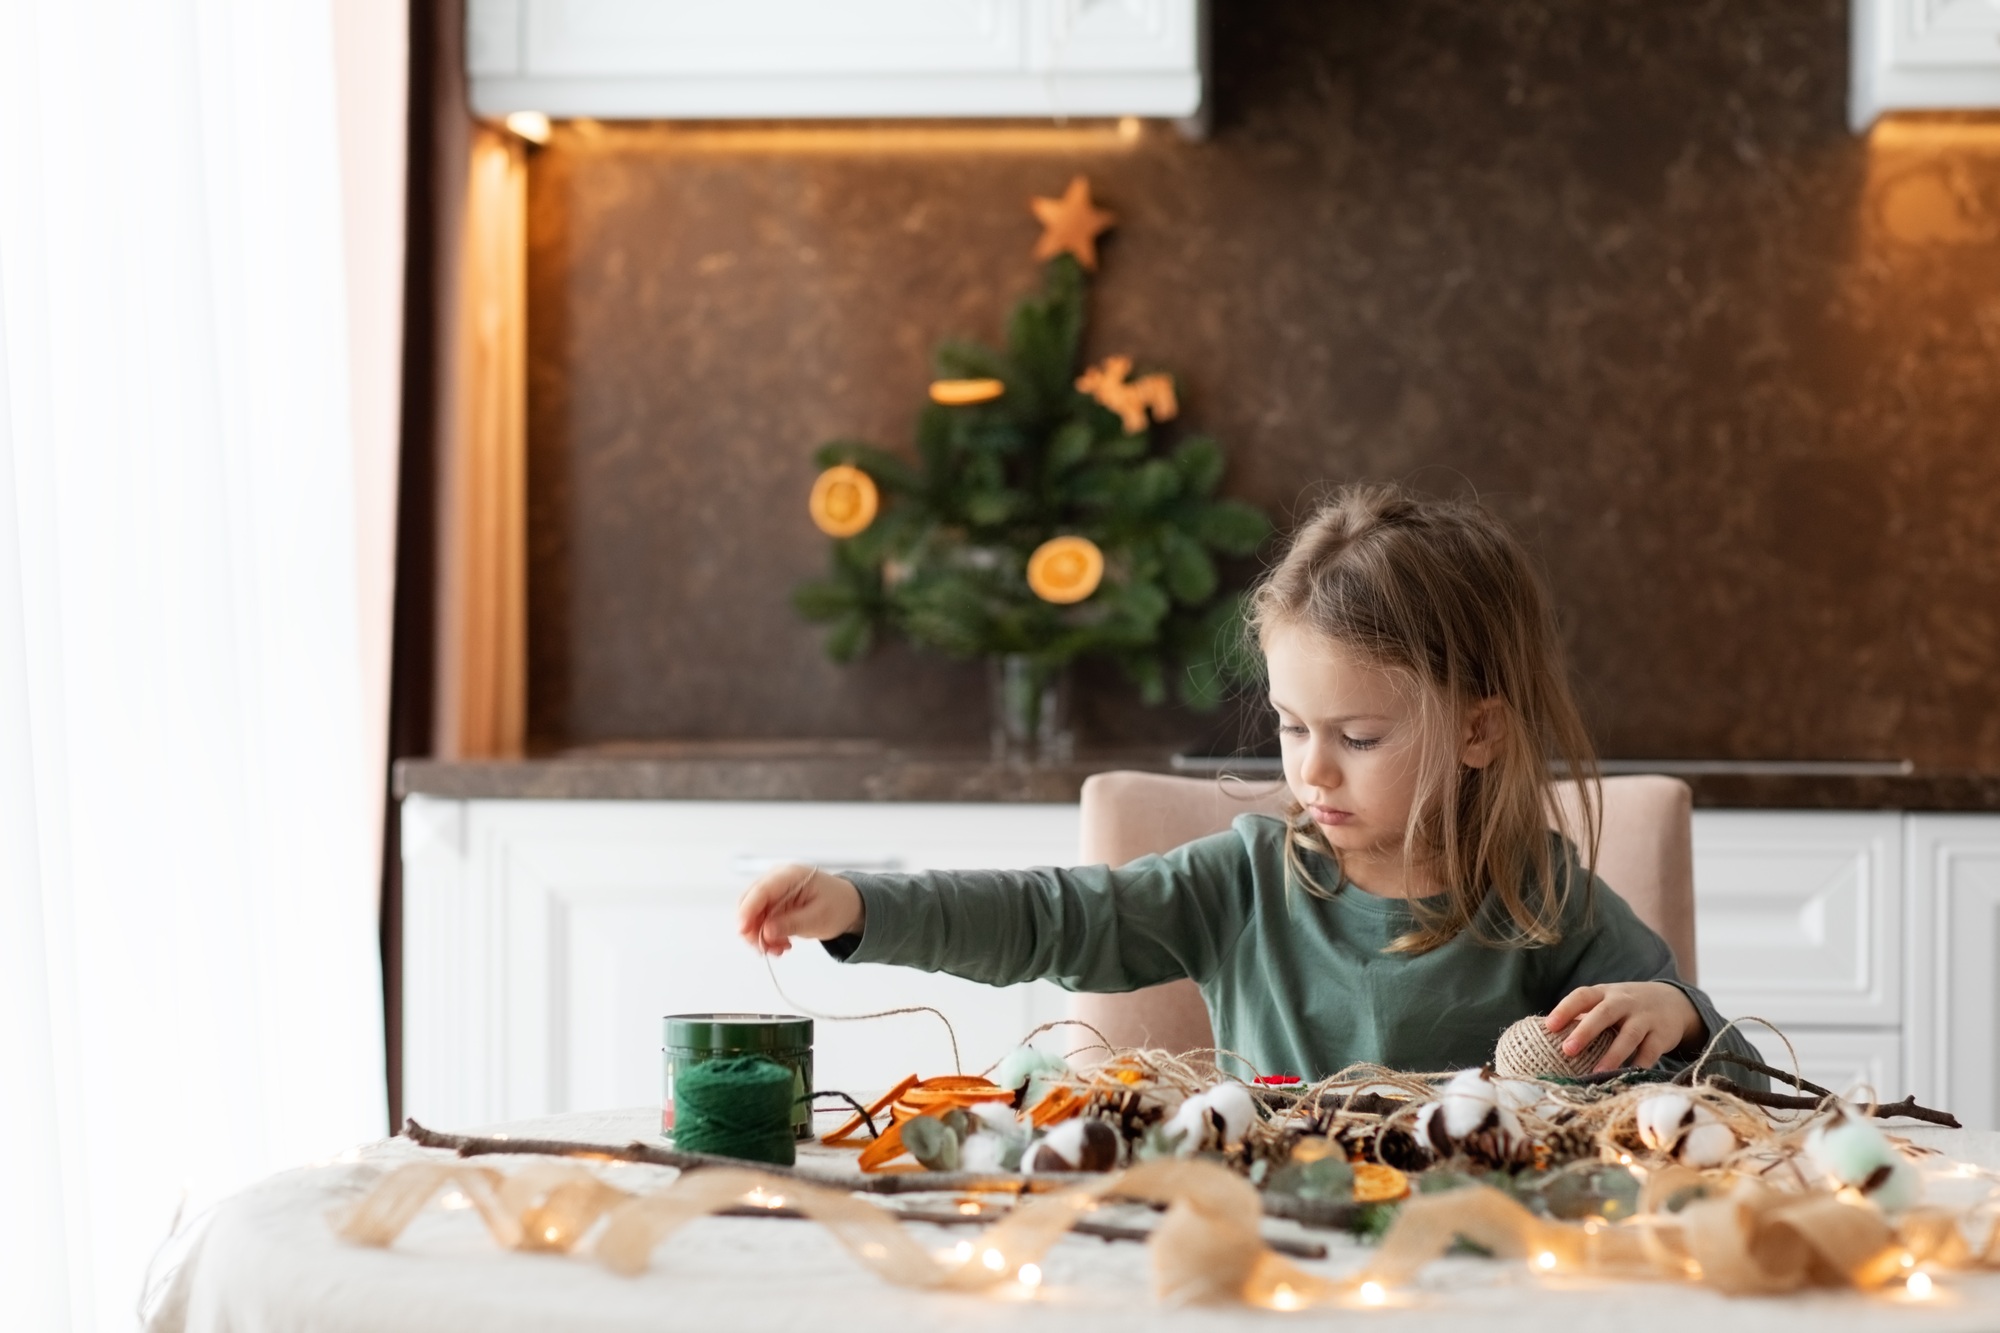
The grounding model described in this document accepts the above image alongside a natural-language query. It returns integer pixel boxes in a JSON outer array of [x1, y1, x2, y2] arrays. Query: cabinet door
[[1905, 815, 2000, 1131], [522, 1, 1028, 77], [402, 798, 1081, 1128], [1690, 812, 1901, 1027], [1743, 1028, 1903, 1106]]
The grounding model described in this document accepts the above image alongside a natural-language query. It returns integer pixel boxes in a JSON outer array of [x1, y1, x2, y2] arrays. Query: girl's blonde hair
[[1247, 483, 1601, 954]]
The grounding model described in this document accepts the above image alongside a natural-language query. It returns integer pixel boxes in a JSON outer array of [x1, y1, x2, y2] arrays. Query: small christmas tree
[[795, 179, 1271, 723]]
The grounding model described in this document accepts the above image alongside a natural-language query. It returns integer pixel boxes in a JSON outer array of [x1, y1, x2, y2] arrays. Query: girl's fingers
[[1546, 987, 1603, 1032], [1594, 1018, 1648, 1073], [1559, 998, 1624, 1056], [1631, 1030, 1674, 1069]]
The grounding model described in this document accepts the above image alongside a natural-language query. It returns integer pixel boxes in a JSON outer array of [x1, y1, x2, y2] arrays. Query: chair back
[[1067, 770, 1697, 1055]]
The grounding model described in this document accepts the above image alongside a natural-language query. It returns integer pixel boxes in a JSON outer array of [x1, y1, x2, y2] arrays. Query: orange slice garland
[[808, 465, 879, 538], [1026, 535, 1104, 605], [928, 378, 1006, 406]]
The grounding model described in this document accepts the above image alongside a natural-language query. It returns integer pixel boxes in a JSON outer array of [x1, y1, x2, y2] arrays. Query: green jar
[[663, 1013, 815, 1143]]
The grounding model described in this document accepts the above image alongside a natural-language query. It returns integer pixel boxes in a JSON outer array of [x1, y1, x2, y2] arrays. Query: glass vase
[[989, 655, 1074, 766]]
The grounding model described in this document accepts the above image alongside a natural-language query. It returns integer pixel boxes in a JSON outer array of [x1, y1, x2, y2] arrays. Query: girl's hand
[[1545, 982, 1702, 1073], [736, 864, 864, 956]]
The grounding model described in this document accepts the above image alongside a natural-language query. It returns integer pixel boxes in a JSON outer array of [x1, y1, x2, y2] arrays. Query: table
[[148, 1107, 2000, 1333]]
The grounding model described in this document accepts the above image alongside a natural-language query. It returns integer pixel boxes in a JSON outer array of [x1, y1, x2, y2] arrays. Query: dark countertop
[[394, 743, 2000, 811]]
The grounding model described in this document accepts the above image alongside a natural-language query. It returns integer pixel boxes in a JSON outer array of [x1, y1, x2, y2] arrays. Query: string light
[[954, 1241, 973, 1262], [439, 1190, 471, 1211], [1358, 1281, 1387, 1306], [1906, 1271, 1933, 1299], [542, 1226, 560, 1243], [1900, 1252, 1916, 1269], [1535, 1250, 1558, 1271], [958, 1201, 982, 1215], [1017, 1263, 1043, 1289], [982, 1248, 1006, 1271], [1268, 1282, 1303, 1311]]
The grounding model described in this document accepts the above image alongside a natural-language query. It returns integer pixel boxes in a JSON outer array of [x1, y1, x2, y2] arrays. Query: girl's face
[[1265, 622, 1496, 896]]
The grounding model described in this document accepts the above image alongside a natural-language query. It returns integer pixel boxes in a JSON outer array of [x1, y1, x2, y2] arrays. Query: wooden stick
[[1673, 1051, 1837, 1099], [720, 1202, 1326, 1258], [402, 1118, 1358, 1231], [405, 1118, 1097, 1195], [1699, 1078, 1961, 1129]]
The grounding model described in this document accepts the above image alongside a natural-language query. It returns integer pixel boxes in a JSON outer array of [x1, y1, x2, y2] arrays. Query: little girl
[[738, 484, 1761, 1083]]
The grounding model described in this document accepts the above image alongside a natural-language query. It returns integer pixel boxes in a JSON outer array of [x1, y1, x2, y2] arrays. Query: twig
[[1672, 1051, 1836, 1099], [406, 1118, 1100, 1195], [401, 1118, 1355, 1226], [1699, 1079, 1961, 1129], [723, 1203, 1324, 1257]]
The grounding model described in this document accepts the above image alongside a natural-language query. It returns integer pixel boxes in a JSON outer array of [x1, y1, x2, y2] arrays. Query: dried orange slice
[[928, 378, 1005, 406], [822, 1073, 918, 1145], [1353, 1161, 1410, 1203], [809, 465, 879, 538], [1027, 1086, 1085, 1128], [1026, 535, 1103, 604], [857, 1120, 908, 1173]]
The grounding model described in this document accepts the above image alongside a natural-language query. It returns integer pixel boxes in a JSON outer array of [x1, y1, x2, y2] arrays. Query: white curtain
[[0, 1, 403, 1329]]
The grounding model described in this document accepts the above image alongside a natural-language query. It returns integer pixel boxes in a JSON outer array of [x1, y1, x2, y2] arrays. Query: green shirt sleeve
[[1540, 841, 1770, 1091], [830, 822, 1260, 993]]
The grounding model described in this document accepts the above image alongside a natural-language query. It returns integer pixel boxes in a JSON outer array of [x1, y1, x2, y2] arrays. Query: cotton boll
[[960, 1131, 1010, 1173], [992, 1046, 1071, 1108], [1495, 1079, 1545, 1115], [1438, 1069, 1508, 1141], [968, 1102, 1023, 1136], [1204, 1082, 1257, 1144], [1869, 1159, 1923, 1212], [1635, 1092, 1695, 1153], [1164, 1093, 1213, 1156], [1022, 1118, 1119, 1174], [1806, 1109, 1922, 1210], [1678, 1113, 1738, 1168], [1808, 1113, 1898, 1185], [1418, 1069, 1523, 1159]]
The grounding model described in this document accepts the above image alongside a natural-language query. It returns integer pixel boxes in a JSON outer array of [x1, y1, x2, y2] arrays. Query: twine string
[[763, 949, 963, 1074]]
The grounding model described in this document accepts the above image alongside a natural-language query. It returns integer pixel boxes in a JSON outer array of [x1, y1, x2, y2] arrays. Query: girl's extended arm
[[736, 824, 1261, 993]]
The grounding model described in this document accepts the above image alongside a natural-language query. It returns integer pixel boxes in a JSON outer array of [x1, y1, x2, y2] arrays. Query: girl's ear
[[1460, 697, 1505, 770]]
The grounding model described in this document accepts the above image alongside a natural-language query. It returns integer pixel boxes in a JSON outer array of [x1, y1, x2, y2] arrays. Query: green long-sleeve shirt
[[833, 813, 1764, 1085]]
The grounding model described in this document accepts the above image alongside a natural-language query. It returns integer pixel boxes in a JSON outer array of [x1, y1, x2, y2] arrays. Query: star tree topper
[[1030, 175, 1116, 270]]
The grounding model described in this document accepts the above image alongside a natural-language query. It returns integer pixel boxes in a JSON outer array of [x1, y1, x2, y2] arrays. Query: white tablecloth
[[148, 1107, 2000, 1333]]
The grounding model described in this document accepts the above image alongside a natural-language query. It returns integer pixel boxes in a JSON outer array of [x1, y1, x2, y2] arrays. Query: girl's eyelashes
[[1275, 722, 1308, 738], [1342, 734, 1382, 751]]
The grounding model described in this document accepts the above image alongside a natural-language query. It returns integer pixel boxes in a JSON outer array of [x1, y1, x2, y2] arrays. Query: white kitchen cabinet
[[1689, 811, 1902, 1027], [400, 796, 1079, 1130], [1850, 0, 2000, 130], [401, 797, 2000, 1133], [1743, 1027, 1904, 1105], [1904, 815, 2000, 1131], [467, 0, 1204, 120]]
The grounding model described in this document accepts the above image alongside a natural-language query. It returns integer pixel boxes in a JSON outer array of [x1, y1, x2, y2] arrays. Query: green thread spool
[[669, 1055, 798, 1166], [663, 1013, 814, 1142]]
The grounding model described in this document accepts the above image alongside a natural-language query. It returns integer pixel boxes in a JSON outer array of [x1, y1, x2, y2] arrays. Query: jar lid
[[664, 1013, 813, 1053]]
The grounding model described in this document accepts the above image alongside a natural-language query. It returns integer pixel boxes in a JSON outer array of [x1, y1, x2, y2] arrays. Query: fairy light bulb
[[542, 1226, 560, 1243], [1358, 1281, 1387, 1306], [1536, 1250, 1558, 1271], [1268, 1282, 1302, 1311], [953, 1241, 973, 1262], [1907, 1271, 1933, 1299], [1017, 1263, 1043, 1289], [982, 1248, 1006, 1271]]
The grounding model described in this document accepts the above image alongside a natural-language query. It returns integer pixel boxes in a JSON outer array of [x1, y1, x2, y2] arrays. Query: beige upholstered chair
[[1067, 770, 1697, 1054]]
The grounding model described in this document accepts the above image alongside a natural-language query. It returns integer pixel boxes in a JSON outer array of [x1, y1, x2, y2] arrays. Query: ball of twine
[[1493, 1015, 1616, 1080]]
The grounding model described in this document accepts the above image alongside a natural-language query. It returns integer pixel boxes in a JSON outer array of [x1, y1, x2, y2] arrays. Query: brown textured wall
[[524, 0, 2000, 768]]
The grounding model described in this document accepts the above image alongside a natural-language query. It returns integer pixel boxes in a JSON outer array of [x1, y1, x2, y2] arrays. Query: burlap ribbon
[[336, 1156, 1994, 1307]]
